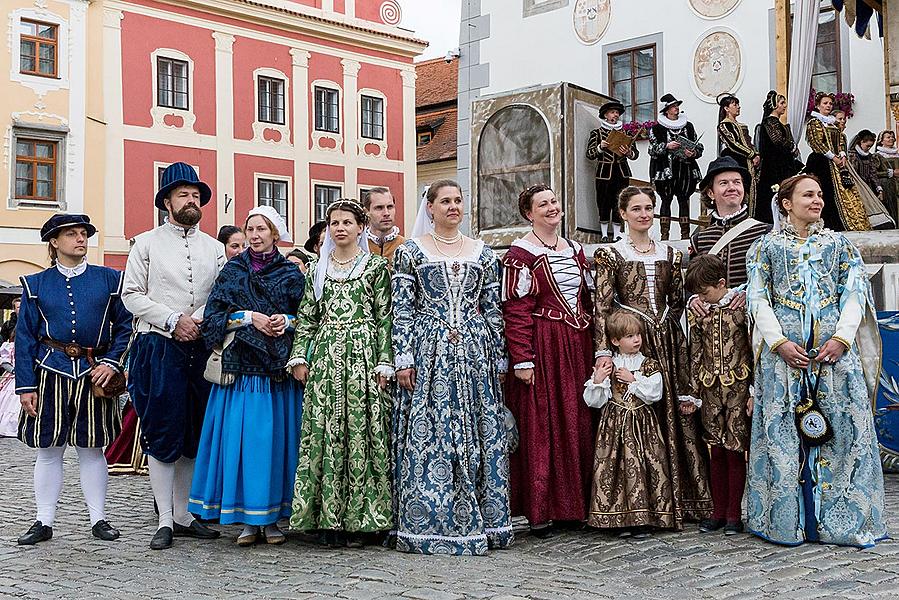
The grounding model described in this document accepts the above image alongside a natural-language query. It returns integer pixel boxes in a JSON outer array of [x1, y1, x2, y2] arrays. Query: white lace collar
[[854, 146, 871, 157], [513, 237, 577, 257], [612, 351, 646, 370], [614, 236, 668, 261], [716, 288, 736, 307], [810, 111, 836, 126], [877, 145, 899, 158], [366, 226, 400, 244], [657, 114, 688, 130], [164, 217, 198, 236], [783, 219, 825, 238], [56, 260, 88, 278], [600, 119, 623, 131], [711, 206, 747, 226]]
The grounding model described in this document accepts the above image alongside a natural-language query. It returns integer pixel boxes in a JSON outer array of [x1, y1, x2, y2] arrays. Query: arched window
[[477, 105, 551, 231]]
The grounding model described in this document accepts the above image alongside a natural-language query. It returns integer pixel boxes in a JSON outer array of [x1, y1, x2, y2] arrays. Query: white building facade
[[457, 0, 887, 231]]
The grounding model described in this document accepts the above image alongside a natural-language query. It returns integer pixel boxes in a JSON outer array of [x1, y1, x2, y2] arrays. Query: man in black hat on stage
[[15, 214, 132, 545], [648, 93, 704, 240], [688, 156, 771, 316], [122, 162, 224, 550], [586, 100, 640, 243]]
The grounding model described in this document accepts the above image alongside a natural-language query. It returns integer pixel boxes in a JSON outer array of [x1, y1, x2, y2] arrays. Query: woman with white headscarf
[[288, 199, 394, 547], [391, 179, 513, 555], [189, 206, 305, 546]]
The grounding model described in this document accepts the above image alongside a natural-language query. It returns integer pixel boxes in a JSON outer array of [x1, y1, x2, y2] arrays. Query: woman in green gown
[[288, 199, 394, 547]]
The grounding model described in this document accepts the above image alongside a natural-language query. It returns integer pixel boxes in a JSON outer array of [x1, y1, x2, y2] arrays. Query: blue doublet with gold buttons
[[15, 262, 132, 447]]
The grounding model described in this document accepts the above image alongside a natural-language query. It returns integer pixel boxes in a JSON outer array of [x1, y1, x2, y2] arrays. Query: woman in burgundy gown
[[502, 184, 596, 538]]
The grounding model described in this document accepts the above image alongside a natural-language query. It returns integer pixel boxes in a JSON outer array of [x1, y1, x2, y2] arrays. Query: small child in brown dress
[[584, 311, 672, 538], [685, 254, 753, 536]]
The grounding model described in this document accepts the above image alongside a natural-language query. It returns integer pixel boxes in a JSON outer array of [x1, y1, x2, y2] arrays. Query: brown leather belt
[[40, 337, 108, 359]]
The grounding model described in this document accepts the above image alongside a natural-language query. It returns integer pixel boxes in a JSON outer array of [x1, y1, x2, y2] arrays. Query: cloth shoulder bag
[[204, 332, 236, 386]]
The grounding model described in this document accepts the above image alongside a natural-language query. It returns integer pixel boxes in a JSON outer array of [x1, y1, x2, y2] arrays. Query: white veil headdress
[[410, 187, 434, 239], [770, 184, 783, 233], [313, 201, 370, 300]]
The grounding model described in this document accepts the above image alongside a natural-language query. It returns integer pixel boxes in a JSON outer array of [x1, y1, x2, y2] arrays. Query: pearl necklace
[[627, 236, 655, 255], [431, 231, 462, 244], [330, 250, 361, 266], [430, 232, 465, 259]]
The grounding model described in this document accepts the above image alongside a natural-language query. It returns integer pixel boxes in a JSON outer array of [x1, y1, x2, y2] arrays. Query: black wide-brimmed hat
[[303, 221, 328, 253], [699, 156, 750, 191], [658, 93, 683, 114], [155, 162, 212, 210], [599, 100, 626, 118], [40, 213, 97, 242]]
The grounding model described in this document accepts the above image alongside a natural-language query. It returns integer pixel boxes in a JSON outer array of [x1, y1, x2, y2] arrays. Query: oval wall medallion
[[692, 29, 742, 101], [688, 0, 740, 19], [573, 0, 611, 45]]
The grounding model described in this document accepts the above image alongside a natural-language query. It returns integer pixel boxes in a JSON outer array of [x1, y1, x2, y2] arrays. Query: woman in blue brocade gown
[[745, 174, 886, 548], [391, 180, 513, 555]]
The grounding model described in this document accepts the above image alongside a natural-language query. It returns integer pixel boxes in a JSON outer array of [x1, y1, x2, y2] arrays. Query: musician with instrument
[[648, 93, 704, 241], [586, 100, 640, 243]]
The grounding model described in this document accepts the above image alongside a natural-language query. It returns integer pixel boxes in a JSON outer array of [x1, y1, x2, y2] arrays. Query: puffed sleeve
[[629, 358, 664, 405], [593, 247, 617, 357], [13, 285, 39, 394], [586, 129, 601, 160], [832, 234, 868, 349], [668, 249, 687, 323], [806, 119, 834, 159], [372, 259, 394, 376], [746, 236, 788, 351], [480, 250, 508, 373], [391, 243, 417, 371], [648, 126, 668, 159], [718, 121, 757, 160], [287, 259, 322, 369], [502, 252, 537, 370]]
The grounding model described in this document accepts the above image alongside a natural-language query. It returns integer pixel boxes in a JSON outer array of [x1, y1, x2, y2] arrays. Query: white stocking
[[74, 447, 108, 526], [34, 446, 66, 527], [172, 456, 195, 527], [148, 456, 175, 530]]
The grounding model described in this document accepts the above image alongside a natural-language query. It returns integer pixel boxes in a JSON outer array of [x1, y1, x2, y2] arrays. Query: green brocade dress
[[289, 254, 394, 532]]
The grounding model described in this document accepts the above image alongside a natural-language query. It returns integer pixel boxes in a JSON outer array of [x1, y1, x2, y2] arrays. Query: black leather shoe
[[724, 520, 744, 536], [91, 520, 120, 541], [173, 520, 220, 539], [17, 521, 52, 545], [698, 518, 726, 533], [150, 526, 173, 550]]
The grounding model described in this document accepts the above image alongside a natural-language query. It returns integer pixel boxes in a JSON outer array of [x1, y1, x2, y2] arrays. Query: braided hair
[[325, 199, 369, 226]]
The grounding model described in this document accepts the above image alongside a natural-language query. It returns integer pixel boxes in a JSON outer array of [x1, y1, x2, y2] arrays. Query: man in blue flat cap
[[15, 213, 132, 546], [122, 162, 225, 550]]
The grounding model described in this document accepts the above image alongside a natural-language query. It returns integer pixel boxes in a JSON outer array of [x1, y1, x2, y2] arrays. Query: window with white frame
[[314, 184, 341, 222], [258, 178, 290, 225], [258, 76, 285, 125], [11, 127, 65, 208], [361, 95, 384, 140], [157, 57, 189, 110], [314, 87, 340, 133]]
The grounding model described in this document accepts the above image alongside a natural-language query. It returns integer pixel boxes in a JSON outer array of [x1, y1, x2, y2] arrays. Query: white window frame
[[253, 67, 291, 145], [9, 8, 70, 95], [254, 173, 292, 232], [10, 125, 68, 210], [311, 180, 343, 224], [150, 48, 196, 131], [358, 88, 388, 158]]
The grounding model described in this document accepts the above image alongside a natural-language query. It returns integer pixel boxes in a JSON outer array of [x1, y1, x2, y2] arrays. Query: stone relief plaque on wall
[[692, 29, 742, 101], [688, 0, 740, 19], [572, 0, 611, 45], [523, 0, 569, 18]]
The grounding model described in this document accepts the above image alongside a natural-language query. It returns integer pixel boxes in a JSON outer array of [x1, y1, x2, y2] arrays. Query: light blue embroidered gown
[[746, 223, 887, 548], [391, 239, 513, 555]]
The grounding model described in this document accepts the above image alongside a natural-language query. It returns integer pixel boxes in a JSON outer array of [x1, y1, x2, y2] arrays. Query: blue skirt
[[189, 375, 302, 525]]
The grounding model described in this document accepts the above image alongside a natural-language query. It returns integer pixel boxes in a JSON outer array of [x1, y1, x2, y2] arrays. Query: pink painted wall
[[233, 153, 295, 234], [355, 1, 386, 24], [357, 168, 405, 229], [121, 11, 216, 135], [123, 140, 218, 239], [358, 63, 403, 161], [231, 38, 294, 142]]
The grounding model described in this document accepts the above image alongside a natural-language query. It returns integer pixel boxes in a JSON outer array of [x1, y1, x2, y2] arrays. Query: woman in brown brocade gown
[[590, 187, 712, 531]]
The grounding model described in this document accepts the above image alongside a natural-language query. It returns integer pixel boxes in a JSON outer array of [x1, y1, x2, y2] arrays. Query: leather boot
[[679, 217, 691, 240], [659, 217, 671, 241]]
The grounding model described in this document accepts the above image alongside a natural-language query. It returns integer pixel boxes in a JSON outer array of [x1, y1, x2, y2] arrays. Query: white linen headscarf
[[247, 205, 292, 243], [313, 201, 369, 300], [410, 188, 434, 239]]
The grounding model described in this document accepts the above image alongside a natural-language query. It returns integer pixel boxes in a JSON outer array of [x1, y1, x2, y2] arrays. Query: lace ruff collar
[[164, 217, 198, 236], [366, 226, 400, 244], [657, 114, 688, 130], [810, 111, 836, 126], [600, 119, 624, 131], [710, 206, 747, 226], [782, 219, 825, 238], [877, 145, 899, 158]]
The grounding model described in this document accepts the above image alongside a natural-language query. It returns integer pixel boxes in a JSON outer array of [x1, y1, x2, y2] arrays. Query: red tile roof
[[416, 106, 457, 164], [415, 57, 458, 109]]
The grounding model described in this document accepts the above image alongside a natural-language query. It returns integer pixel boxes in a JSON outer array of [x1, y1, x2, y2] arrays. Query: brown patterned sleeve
[[763, 116, 795, 153], [805, 118, 830, 155], [667, 248, 686, 323], [686, 310, 703, 398], [593, 247, 617, 357], [718, 121, 756, 159]]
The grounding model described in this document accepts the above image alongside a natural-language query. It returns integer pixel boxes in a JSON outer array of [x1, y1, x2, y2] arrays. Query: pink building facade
[[102, 0, 424, 268]]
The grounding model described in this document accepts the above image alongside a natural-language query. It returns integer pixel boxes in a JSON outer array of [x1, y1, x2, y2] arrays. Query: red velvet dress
[[502, 238, 596, 526]]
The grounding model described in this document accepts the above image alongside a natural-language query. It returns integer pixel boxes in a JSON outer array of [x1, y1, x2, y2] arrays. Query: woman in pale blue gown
[[745, 174, 886, 548]]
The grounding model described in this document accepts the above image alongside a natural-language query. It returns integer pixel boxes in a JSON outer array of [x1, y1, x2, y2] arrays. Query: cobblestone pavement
[[1, 438, 897, 600]]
